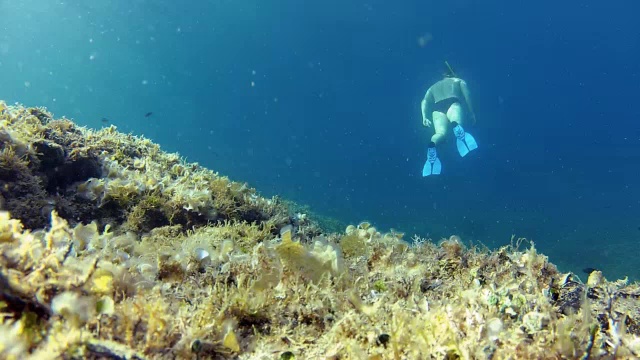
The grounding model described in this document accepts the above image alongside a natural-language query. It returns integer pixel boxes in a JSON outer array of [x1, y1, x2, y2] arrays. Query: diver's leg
[[430, 111, 449, 145], [423, 111, 447, 176], [447, 102, 478, 157], [447, 102, 464, 126]]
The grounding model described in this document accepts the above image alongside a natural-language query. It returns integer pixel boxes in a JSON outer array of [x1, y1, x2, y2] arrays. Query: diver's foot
[[422, 142, 442, 176], [452, 122, 478, 157]]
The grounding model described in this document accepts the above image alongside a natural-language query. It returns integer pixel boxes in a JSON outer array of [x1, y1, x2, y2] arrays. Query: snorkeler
[[420, 62, 478, 176]]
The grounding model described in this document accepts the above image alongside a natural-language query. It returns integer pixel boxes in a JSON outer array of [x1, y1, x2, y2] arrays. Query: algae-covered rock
[[1, 102, 640, 359], [0, 102, 290, 233]]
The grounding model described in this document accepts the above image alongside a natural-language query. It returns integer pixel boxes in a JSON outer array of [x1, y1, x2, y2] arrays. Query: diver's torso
[[430, 78, 463, 103]]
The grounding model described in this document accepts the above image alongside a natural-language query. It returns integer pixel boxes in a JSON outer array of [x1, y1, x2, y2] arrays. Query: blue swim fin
[[422, 146, 441, 176], [453, 124, 478, 157], [464, 132, 478, 151]]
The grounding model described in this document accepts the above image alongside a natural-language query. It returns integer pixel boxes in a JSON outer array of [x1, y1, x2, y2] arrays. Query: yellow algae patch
[[276, 225, 331, 283], [0, 212, 23, 243], [280, 224, 293, 243], [222, 329, 241, 353], [91, 269, 114, 295]]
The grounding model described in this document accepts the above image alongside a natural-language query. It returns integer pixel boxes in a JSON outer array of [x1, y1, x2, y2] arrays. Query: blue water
[[1, 1, 639, 280]]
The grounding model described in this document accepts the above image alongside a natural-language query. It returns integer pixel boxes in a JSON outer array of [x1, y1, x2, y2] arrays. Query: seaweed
[[1, 102, 640, 359]]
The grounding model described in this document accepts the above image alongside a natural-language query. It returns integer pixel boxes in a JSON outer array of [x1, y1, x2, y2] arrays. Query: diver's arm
[[460, 80, 476, 124], [421, 89, 433, 127]]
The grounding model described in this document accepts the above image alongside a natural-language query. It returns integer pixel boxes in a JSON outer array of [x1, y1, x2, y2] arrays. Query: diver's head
[[443, 61, 457, 78]]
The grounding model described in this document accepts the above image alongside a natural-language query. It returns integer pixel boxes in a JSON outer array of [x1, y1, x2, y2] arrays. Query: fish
[[100, 117, 109, 123], [144, 112, 153, 118]]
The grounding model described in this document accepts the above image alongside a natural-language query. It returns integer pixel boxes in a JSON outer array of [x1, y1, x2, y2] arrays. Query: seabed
[[1, 101, 640, 359]]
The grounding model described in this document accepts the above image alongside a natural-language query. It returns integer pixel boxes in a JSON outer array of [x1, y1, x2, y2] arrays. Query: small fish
[[100, 117, 109, 123], [144, 112, 153, 118]]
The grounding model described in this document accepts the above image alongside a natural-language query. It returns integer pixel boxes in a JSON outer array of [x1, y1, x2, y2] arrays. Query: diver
[[420, 62, 478, 176]]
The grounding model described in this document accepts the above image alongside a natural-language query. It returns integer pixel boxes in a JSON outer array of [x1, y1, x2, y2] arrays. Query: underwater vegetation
[[2, 101, 640, 359]]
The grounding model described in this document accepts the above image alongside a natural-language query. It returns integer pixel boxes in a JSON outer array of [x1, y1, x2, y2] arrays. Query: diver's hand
[[423, 118, 432, 127]]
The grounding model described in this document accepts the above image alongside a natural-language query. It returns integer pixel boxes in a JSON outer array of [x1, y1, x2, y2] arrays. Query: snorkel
[[443, 60, 457, 78]]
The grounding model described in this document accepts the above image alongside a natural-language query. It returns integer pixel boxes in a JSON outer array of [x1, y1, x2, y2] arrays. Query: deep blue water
[[1, 1, 639, 280]]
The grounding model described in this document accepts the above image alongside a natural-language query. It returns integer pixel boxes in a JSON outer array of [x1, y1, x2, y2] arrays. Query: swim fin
[[453, 124, 478, 157], [422, 145, 441, 176]]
